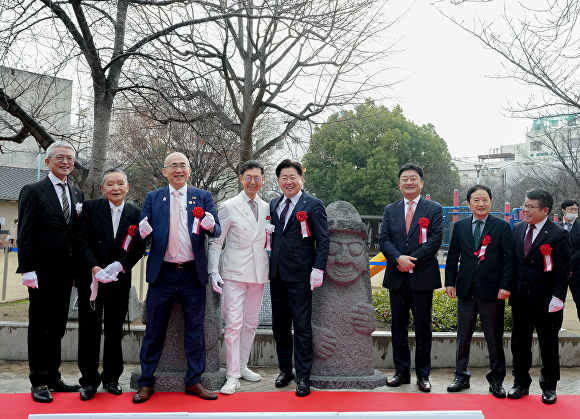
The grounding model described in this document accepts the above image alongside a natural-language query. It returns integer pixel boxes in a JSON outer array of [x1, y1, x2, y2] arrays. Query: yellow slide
[[370, 253, 387, 277]]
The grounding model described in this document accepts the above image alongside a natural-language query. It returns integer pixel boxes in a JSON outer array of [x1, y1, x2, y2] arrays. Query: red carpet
[[2, 391, 580, 418]]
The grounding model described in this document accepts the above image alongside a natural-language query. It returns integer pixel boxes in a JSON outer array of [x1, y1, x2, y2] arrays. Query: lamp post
[[474, 163, 483, 184]]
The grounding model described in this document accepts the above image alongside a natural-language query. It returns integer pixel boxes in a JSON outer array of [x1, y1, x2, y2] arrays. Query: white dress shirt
[[48, 172, 71, 218], [277, 191, 303, 227], [164, 184, 195, 262]]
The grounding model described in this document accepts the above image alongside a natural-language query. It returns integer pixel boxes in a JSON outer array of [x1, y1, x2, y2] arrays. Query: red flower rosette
[[122, 225, 138, 251], [191, 207, 205, 234], [266, 215, 271, 220], [541, 244, 553, 272], [418, 217, 429, 244], [474, 234, 491, 261], [296, 211, 311, 238]]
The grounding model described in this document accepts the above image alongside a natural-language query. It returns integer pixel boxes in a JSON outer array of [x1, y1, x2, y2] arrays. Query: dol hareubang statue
[[311, 201, 386, 389]]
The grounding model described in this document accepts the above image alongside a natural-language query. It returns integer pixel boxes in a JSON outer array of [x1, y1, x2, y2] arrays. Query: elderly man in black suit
[[17, 141, 84, 403], [445, 185, 514, 398], [269, 159, 330, 397], [509, 188, 570, 404], [76, 168, 147, 400], [560, 199, 580, 321], [379, 162, 444, 392]]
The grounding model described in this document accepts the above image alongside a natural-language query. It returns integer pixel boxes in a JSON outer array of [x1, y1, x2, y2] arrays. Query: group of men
[[379, 162, 574, 405], [17, 141, 329, 403]]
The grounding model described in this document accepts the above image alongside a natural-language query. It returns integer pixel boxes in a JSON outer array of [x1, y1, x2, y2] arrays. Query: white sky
[[386, 1, 534, 160]]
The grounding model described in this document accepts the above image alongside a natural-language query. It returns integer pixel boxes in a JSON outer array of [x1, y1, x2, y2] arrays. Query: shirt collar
[[472, 215, 489, 224], [404, 195, 421, 206], [109, 200, 125, 212], [242, 191, 255, 202], [529, 216, 548, 230], [283, 190, 302, 206], [169, 184, 188, 196], [48, 172, 66, 185]]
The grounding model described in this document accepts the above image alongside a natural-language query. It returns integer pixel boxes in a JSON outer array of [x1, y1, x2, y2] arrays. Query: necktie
[[59, 183, 70, 225], [279, 198, 291, 229], [112, 207, 121, 239], [523, 224, 535, 257], [167, 191, 180, 258], [473, 219, 482, 248], [249, 199, 258, 221], [405, 201, 414, 234], [566, 222, 572, 232]]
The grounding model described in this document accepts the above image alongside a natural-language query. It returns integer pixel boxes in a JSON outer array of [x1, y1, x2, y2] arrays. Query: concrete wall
[[1, 322, 580, 368]]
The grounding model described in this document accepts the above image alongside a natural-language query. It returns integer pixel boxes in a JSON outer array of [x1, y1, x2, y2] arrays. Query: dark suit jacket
[[512, 219, 570, 306], [17, 176, 84, 280], [77, 198, 147, 289], [379, 196, 443, 291], [560, 219, 580, 280], [139, 185, 221, 285], [269, 191, 330, 282], [445, 215, 514, 300]]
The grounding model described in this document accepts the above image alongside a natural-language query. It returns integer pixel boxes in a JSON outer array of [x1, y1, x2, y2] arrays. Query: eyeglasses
[[52, 155, 75, 163], [244, 176, 263, 182], [164, 163, 189, 170], [522, 204, 544, 210], [280, 175, 299, 182]]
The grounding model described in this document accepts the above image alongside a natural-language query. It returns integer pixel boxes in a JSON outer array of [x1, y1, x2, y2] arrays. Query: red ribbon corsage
[[191, 207, 205, 234], [418, 217, 429, 244], [474, 235, 491, 261], [296, 211, 311, 238], [266, 216, 271, 220], [122, 225, 137, 251], [540, 244, 553, 272]]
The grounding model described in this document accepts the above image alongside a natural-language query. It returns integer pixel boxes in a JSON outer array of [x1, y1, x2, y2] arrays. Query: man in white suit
[[208, 160, 271, 394]]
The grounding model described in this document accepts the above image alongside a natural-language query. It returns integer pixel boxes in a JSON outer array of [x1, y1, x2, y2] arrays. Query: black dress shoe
[[275, 371, 294, 388], [507, 385, 529, 399], [103, 382, 122, 395], [80, 385, 97, 401], [48, 379, 81, 392], [489, 384, 506, 399], [386, 373, 411, 387], [417, 376, 431, 392], [447, 377, 470, 392], [295, 378, 311, 397], [31, 385, 53, 403], [541, 389, 557, 404]]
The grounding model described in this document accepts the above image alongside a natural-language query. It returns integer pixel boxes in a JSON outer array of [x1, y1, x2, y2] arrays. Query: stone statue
[[311, 201, 386, 389]]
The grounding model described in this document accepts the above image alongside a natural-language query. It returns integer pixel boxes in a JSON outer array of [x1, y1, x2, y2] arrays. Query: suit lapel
[[477, 216, 497, 249], [98, 200, 115, 246], [234, 192, 256, 226], [459, 217, 476, 252], [271, 196, 283, 231], [42, 177, 67, 225], [571, 220, 580, 237], [527, 219, 553, 258], [408, 197, 425, 237], [287, 193, 309, 232]]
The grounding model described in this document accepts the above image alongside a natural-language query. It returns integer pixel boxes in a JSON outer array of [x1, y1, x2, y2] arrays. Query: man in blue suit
[[379, 162, 443, 392], [269, 159, 329, 397], [133, 152, 221, 403]]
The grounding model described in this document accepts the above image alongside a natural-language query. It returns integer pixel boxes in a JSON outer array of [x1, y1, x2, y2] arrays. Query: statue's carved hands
[[350, 303, 376, 334], [313, 325, 337, 360]]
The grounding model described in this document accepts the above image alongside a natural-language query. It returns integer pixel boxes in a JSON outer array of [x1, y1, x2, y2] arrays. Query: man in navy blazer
[[133, 152, 221, 403], [379, 162, 443, 392], [509, 188, 570, 405], [559, 199, 580, 321], [445, 185, 514, 398], [269, 159, 329, 397]]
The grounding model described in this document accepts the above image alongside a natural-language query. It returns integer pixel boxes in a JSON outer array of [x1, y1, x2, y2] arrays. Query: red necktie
[[405, 201, 414, 234]]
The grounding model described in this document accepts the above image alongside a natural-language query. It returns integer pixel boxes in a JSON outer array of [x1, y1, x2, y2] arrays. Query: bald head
[[162, 152, 191, 189]]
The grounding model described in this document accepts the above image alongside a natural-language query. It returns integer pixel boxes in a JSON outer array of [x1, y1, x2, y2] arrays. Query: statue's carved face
[[326, 233, 367, 285]]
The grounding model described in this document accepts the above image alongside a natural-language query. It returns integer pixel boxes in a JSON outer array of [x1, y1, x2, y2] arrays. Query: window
[[531, 141, 542, 151]]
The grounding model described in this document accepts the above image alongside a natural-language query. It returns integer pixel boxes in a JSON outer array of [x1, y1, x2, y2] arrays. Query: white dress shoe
[[240, 367, 262, 382], [220, 378, 240, 395]]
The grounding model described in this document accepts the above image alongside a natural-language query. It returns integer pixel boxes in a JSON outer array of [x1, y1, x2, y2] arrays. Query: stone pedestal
[[311, 201, 386, 389], [130, 284, 226, 391]]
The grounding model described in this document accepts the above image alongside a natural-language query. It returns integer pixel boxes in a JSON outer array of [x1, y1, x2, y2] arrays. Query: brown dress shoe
[[185, 383, 218, 400], [133, 386, 154, 403]]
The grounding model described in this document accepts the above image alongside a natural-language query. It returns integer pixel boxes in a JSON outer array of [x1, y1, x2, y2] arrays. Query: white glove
[[548, 296, 564, 313], [266, 224, 275, 234], [310, 268, 324, 290], [200, 212, 215, 231], [139, 216, 153, 239], [103, 261, 124, 278], [22, 271, 38, 289], [6, 235, 10, 241], [95, 269, 117, 283], [210, 272, 224, 294]]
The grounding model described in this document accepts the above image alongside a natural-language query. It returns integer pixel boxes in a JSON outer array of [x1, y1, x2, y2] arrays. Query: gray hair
[[102, 168, 128, 185], [46, 141, 75, 158]]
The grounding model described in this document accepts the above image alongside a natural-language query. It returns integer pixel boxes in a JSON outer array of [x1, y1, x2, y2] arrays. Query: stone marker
[[311, 200, 386, 389]]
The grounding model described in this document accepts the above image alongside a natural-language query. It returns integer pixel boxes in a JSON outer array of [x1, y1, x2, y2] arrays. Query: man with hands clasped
[[133, 152, 221, 403], [207, 160, 271, 395], [444, 185, 514, 398], [76, 169, 147, 400], [269, 159, 329, 397]]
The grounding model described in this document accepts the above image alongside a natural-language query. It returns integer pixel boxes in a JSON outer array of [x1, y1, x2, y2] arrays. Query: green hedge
[[372, 289, 513, 332]]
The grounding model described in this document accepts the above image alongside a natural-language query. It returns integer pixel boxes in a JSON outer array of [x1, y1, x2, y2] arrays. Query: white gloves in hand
[[310, 268, 324, 290], [95, 269, 117, 283], [210, 272, 224, 294], [139, 216, 153, 239], [104, 261, 124, 278], [201, 213, 215, 231], [22, 271, 38, 289], [548, 296, 564, 313], [266, 224, 275, 234]]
